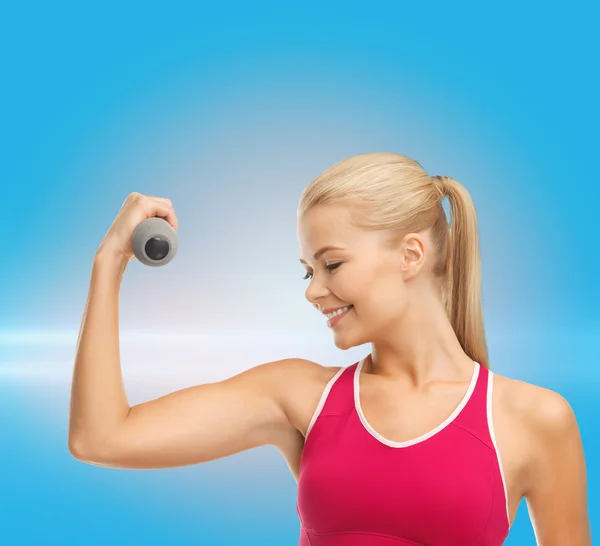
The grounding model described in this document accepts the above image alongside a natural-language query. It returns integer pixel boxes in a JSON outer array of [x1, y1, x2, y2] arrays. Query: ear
[[401, 233, 426, 280]]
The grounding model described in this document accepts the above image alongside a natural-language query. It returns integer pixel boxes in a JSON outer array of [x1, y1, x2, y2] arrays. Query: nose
[[305, 279, 331, 308]]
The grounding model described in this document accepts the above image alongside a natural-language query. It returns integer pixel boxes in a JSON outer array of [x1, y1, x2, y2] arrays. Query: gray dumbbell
[[131, 217, 178, 267]]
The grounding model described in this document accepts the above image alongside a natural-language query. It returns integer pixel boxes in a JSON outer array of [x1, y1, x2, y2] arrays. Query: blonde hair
[[298, 152, 490, 369]]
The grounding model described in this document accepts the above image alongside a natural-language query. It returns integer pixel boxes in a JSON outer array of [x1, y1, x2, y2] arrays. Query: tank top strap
[[453, 361, 495, 450], [303, 360, 358, 440], [315, 361, 359, 416]]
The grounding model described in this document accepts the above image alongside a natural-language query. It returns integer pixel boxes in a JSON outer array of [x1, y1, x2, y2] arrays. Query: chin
[[334, 340, 355, 351], [332, 335, 358, 351]]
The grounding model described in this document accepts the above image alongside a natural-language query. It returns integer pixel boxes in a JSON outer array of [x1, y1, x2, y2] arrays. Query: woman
[[68, 152, 591, 545]]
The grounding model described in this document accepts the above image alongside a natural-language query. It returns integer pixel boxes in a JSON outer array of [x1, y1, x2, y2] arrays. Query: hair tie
[[431, 175, 448, 198]]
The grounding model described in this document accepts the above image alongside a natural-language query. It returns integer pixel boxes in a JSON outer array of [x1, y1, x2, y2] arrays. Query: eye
[[302, 263, 341, 280]]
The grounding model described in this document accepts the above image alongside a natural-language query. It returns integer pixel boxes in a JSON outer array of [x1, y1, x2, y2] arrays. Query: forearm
[[68, 247, 131, 456]]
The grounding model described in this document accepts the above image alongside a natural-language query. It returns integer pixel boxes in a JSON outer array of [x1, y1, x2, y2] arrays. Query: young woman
[[68, 152, 591, 545]]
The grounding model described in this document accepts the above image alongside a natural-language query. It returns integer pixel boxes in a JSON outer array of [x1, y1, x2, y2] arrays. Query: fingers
[[152, 197, 179, 231], [132, 193, 179, 231]]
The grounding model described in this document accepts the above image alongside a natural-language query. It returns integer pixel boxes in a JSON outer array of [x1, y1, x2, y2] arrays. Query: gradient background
[[1, 1, 598, 544]]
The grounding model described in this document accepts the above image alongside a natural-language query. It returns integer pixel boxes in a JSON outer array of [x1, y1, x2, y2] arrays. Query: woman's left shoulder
[[491, 370, 590, 541], [491, 370, 578, 439]]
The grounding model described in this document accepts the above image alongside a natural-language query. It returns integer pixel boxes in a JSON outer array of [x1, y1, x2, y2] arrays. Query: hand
[[97, 192, 179, 265]]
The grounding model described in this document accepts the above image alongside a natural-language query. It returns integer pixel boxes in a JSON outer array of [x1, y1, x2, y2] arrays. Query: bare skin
[[69, 194, 590, 545]]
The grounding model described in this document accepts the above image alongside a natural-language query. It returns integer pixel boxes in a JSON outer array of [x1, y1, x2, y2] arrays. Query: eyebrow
[[299, 245, 345, 265]]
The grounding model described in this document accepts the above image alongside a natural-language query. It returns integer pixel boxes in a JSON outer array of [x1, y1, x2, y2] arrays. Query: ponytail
[[432, 175, 490, 369]]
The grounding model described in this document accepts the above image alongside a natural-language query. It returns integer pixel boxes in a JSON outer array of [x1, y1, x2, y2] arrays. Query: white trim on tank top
[[305, 365, 347, 439], [487, 370, 512, 530], [354, 357, 479, 448]]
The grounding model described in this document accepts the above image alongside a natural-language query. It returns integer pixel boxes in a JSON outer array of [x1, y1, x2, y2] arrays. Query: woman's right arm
[[69, 244, 312, 469], [68, 192, 310, 469]]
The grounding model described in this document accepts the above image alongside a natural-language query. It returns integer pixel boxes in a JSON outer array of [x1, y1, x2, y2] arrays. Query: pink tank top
[[296, 358, 511, 545]]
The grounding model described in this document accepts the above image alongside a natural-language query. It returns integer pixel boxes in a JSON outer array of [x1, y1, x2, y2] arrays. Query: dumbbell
[[132, 217, 178, 267]]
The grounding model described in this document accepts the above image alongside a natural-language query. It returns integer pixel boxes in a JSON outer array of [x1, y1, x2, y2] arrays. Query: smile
[[326, 305, 353, 327]]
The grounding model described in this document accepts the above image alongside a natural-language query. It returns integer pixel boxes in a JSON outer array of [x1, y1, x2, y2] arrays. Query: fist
[[98, 192, 179, 264]]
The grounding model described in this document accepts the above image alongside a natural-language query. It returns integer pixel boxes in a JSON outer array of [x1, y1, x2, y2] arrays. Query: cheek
[[343, 262, 404, 312], [361, 276, 406, 314]]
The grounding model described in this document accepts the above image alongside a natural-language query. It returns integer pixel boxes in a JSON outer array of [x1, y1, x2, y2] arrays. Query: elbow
[[68, 434, 113, 465], [68, 435, 95, 461]]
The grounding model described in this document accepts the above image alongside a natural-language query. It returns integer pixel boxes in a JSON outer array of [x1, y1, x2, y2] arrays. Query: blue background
[[1, 1, 597, 544]]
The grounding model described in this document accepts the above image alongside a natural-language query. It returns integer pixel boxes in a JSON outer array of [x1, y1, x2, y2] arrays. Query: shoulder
[[223, 358, 340, 420], [259, 357, 340, 387], [495, 372, 576, 434], [495, 373, 590, 540], [253, 357, 342, 406], [493, 372, 579, 488], [520, 380, 579, 455], [275, 358, 345, 401], [265, 358, 345, 432]]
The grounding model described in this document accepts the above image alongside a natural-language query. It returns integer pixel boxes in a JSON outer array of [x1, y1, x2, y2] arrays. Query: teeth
[[326, 306, 351, 319]]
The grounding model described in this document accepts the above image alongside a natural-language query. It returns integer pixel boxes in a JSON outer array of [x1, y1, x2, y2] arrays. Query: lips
[[326, 305, 353, 328]]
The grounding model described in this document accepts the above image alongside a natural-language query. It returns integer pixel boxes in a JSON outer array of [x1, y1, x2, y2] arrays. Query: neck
[[366, 292, 474, 389]]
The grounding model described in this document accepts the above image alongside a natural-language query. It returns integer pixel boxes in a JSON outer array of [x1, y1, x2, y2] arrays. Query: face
[[298, 204, 422, 350]]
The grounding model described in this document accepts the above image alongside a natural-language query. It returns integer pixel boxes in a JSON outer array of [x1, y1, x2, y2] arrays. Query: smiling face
[[298, 204, 421, 349]]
